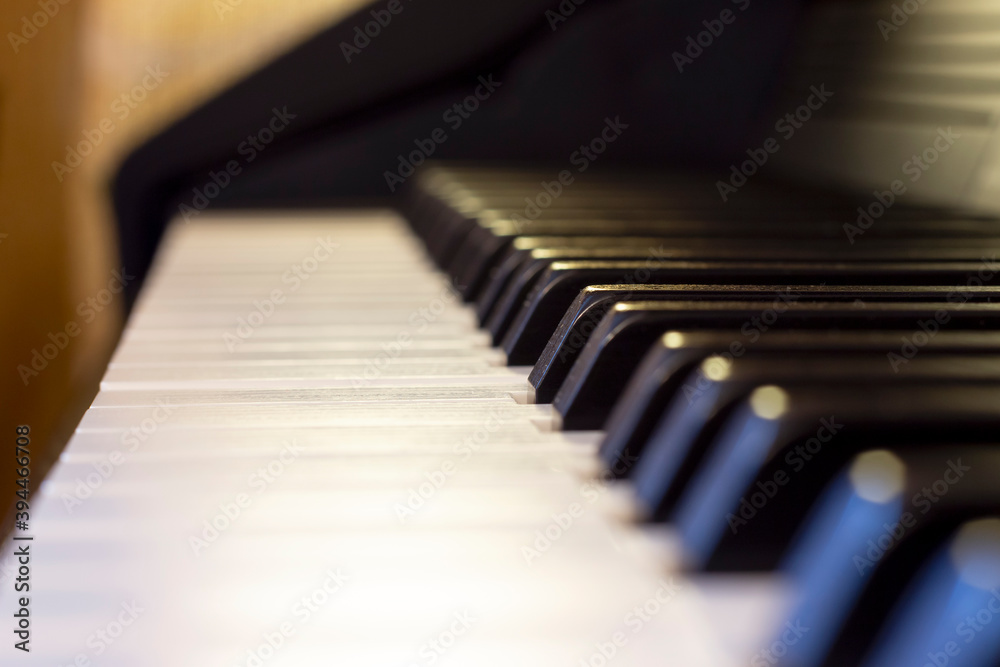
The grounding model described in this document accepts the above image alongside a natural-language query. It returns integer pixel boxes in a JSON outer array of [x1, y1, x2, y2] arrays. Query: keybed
[[20, 212, 780, 666]]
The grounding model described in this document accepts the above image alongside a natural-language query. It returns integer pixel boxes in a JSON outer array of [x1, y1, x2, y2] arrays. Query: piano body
[[11, 0, 1000, 665]]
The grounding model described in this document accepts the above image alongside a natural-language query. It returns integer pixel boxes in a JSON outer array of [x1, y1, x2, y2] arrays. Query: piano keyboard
[[16, 166, 1000, 666]]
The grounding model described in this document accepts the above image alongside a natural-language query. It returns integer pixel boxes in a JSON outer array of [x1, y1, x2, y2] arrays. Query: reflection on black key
[[776, 447, 1000, 667], [858, 516, 1000, 667], [602, 330, 1000, 483], [630, 351, 1000, 524], [699, 356, 1000, 570], [669, 384, 1000, 571]]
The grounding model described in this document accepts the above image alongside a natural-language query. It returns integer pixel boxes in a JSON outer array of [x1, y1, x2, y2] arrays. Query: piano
[[11, 0, 1000, 665]]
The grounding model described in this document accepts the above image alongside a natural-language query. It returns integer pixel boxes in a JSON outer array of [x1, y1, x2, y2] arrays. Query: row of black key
[[402, 164, 1000, 667]]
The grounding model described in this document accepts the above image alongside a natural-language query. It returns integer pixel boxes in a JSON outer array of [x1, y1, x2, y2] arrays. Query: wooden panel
[[0, 0, 365, 531]]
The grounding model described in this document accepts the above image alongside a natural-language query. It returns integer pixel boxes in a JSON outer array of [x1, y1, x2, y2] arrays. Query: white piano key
[[14, 210, 781, 667]]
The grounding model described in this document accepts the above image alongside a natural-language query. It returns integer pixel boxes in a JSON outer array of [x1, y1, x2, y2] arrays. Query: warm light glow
[[749, 385, 788, 420], [699, 355, 731, 381], [849, 450, 906, 504], [663, 331, 685, 349], [950, 517, 1000, 590]]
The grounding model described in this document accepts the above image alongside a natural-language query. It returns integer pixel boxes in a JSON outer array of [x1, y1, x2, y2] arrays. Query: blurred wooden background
[[0, 0, 365, 529]]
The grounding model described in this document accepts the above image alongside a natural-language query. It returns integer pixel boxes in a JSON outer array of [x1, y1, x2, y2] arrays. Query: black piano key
[[471, 236, 684, 313], [501, 258, 1000, 367], [667, 384, 1000, 571], [478, 241, 751, 334], [410, 166, 1000, 271], [457, 233, 748, 304], [475, 235, 777, 325], [413, 167, 1000, 285], [448, 221, 751, 299], [851, 515, 1000, 667], [455, 219, 888, 305], [633, 351, 1000, 519], [476, 244, 536, 323], [667, 357, 1000, 572], [629, 344, 1000, 522], [530, 280, 1000, 404], [427, 203, 728, 268], [775, 447, 1000, 667], [469, 223, 897, 323], [480, 243, 863, 344], [602, 329, 1000, 482], [554, 298, 1000, 430]]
